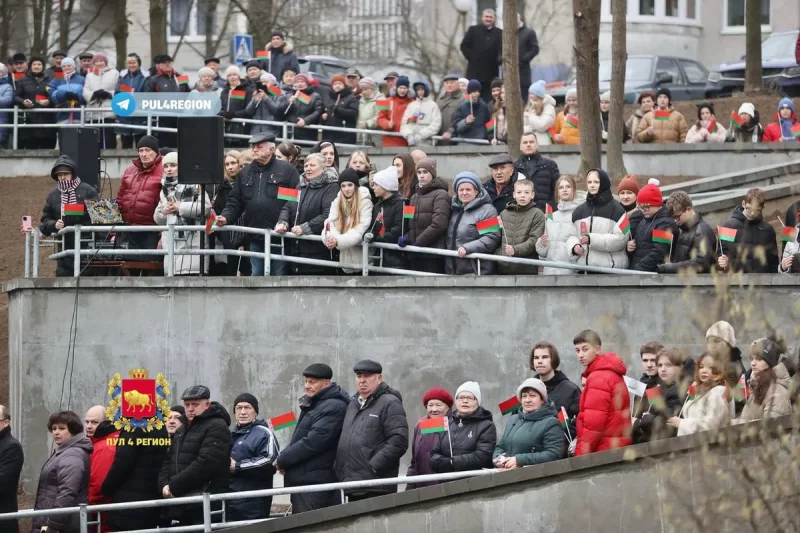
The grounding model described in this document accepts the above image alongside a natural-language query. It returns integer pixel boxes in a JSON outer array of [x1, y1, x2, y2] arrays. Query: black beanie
[[137, 135, 159, 152], [234, 392, 259, 414], [338, 168, 360, 188], [656, 87, 672, 104]]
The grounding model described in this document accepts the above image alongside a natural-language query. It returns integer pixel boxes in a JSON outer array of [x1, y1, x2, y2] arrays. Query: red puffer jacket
[[576, 352, 632, 456], [90, 423, 120, 532], [117, 155, 163, 225]]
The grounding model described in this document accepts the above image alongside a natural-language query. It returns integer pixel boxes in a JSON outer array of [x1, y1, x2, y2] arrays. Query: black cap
[[338, 168, 360, 188], [52, 50, 67, 58], [303, 363, 333, 380], [384, 71, 399, 80], [233, 392, 259, 414], [249, 131, 276, 145], [353, 359, 382, 374], [245, 59, 262, 69], [181, 385, 211, 401], [11, 53, 26, 64], [345, 68, 361, 77], [271, 30, 285, 39], [153, 54, 173, 64], [137, 135, 159, 152], [78, 52, 93, 60], [488, 153, 515, 167], [204, 57, 221, 65]]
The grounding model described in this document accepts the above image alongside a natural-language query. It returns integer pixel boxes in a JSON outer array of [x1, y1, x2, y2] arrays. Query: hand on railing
[[363, 232, 374, 243], [274, 222, 288, 235], [215, 216, 228, 227]]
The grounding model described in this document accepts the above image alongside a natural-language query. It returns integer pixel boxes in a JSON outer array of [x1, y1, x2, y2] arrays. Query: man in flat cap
[[276, 363, 350, 513], [485, 153, 522, 215], [158, 385, 232, 526], [78, 52, 93, 77], [335, 360, 408, 502]]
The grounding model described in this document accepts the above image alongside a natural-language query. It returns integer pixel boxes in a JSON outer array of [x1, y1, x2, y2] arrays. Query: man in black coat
[[717, 188, 779, 273], [517, 14, 539, 102], [158, 386, 232, 526], [143, 54, 189, 147], [631, 182, 677, 272], [460, 9, 502, 102], [0, 405, 23, 533], [514, 133, 560, 212], [659, 191, 716, 274], [530, 342, 580, 437], [484, 154, 519, 214], [216, 132, 301, 276], [335, 360, 409, 501], [13, 56, 54, 149], [276, 364, 350, 514]]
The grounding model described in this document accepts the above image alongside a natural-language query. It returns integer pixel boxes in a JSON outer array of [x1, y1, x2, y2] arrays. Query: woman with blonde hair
[[211, 150, 249, 275], [536, 175, 580, 275], [323, 168, 373, 274], [523, 80, 556, 145]]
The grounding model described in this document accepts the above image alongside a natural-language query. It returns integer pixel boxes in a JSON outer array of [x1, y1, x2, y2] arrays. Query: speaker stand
[[200, 184, 206, 276]]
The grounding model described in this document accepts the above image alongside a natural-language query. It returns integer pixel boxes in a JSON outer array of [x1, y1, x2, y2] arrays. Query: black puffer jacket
[[143, 72, 190, 94], [514, 153, 561, 212], [632, 379, 681, 444], [718, 205, 779, 273], [14, 71, 52, 127], [334, 382, 409, 497], [631, 207, 676, 272], [321, 86, 359, 145], [408, 177, 451, 248], [658, 214, 716, 274], [100, 426, 169, 531], [538, 371, 581, 434], [369, 192, 407, 269], [220, 84, 254, 140], [277, 383, 350, 486], [0, 427, 23, 533], [430, 407, 497, 472], [286, 88, 324, 126]]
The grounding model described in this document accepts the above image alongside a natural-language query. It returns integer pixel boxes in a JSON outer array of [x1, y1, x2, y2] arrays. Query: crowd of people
[[1, 322, 798, 530]]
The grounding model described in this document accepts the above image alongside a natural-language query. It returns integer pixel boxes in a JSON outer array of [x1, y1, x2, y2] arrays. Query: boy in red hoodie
[[574, 330, 632, 456]]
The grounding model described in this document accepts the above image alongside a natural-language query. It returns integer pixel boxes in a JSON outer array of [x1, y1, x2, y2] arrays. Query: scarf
[[194, 78, 217, 93], [162, 174, 179, 201], [57, 178, 81, 213]]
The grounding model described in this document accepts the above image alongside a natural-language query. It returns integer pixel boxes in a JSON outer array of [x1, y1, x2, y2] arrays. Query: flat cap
[[353, 359, 382, 374], [488, 153, 514, 167], [249, 131, 276, 145], [442, 72, 460, 81], [181, 385, 211, 400], [11, 53, 26, 64], [52, 50, 67, 58], [204, 57, 221, 64], [384, 71, 399, 80], [345, 68, 362, 77], [303, 363, 333, 379], [78, 52, 93, 60]]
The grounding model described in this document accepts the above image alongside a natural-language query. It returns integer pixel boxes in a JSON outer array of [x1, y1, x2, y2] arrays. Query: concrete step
[[661, 159, 800, 195]]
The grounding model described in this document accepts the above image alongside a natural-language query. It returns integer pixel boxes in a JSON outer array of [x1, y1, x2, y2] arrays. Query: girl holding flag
[[323, 169, 373, 275], [551, 88, 580, 145], [685, 102, 727, 144], [733, 339, 792, 422], [667, 352, 733, 436], [536, 176, 582, 275], [522, 80, 556, 145], [445, 172, 501, 275]]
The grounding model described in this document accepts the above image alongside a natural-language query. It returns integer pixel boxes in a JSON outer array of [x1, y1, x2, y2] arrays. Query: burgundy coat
[[117, 155, 163, 226], [406, 413, 449, 489]]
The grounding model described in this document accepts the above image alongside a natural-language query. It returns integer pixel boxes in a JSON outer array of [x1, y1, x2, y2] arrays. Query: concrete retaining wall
[[5, 275, 800, 493]]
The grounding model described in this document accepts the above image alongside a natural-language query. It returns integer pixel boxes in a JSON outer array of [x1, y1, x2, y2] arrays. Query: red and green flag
[[269, 411, 297, 431], [654, 110, 671, 121], [718, 226, 737, 243], [419, 416, 448, 434], [557, 407, 568, 428], [651, 229, 673, 244], [375, 99, 392, 111], [546, 127, 557, 140], [119, 84, 133, 93], [35, 95, 49, 104], [295, 91, 311, 105], [256, 50, 270, 58], [205, 211, 216, 234], [687, 384, 696, 400], [781, 226, 797, 243], [730, 111, 745, 129], [484, 118, 496, 132], [376, 212, 385, 237], [646, 386, 666, 409], [498, 396, 521, 415], [406, 115, 418, 124], [618, 214, 630, 235], [176, 74, 189, 85], [732, 374, 749, 401], [13, 72, 24, 80], [476, 216, 502, 235], [792, 124, 800, 139], [53, 71, 64, 79], [277, 187, 299, 202], [403, 205, 415, 219], [230, 89, 246, 100], [706, 118, 716, 132], [267, 84, 282, 97], [545, 204, 554, 221], [564, 115, 579, 128], [63, 203, 84, 217]]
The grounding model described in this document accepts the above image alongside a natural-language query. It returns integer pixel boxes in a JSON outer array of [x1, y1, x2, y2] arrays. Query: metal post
[[202, 492, 211, 533], [146, 114, 152, 136], [264, 229, 271, 276], [362, 241, 369, 276], [24, 231, 31, 278], [477, 258, 481, 276], [79, 106, 86, 126], [79, 503, 88, 533], [73, 226, 82, 277], [33, 230, 40, 278], [281, 122, 287, 141], [340, 489, 346, 504], [12, 107, 19, 150], [166, 224, 175, 277]]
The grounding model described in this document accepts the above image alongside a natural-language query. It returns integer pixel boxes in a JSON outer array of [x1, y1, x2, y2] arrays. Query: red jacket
[[763, 114, 798, 143], [116, 155, 163, 225], [90, 425, 120, 533], [377, 95, 412, 147], [795, 31, 800, 66], [576, 352, 632, 456]]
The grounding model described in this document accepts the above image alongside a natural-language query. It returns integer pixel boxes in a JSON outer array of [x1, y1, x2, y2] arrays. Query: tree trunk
[[113, 0, 129, 70], [606, 0, 627, 181], [59, 0, 69, 51], [149, 0, 168, 62], [744, 0, 762, 93], [502, 0, 522, 158], [572, 0, 602, 177], [0, 0, 11, 62], [204, 0, 218, 58], [246, 0, 273, 53]]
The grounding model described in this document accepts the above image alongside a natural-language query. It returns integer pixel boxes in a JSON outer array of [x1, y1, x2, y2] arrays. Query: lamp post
[[453, 0, 471, 33]]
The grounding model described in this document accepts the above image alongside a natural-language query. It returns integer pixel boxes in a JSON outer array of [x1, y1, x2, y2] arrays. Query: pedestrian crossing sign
[[232, 34, 254, 64]]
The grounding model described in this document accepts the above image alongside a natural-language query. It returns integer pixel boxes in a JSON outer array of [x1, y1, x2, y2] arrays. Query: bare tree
[[606, 0, 627, 180], [112, 0, 128, 70], [745, 0, 763, 93], [149, 0, 168, 59], [503, 0, 522, 158], [0, 0, 21, 61], [31, 0, 55, 57], [572, 0, 602, 177]]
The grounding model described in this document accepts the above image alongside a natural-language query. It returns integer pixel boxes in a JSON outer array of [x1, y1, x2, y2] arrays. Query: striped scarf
[[57, 178, 81, 214]]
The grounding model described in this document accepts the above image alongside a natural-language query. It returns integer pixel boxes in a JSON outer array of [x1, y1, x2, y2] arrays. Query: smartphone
[[22, 216, 32, 231], [369, 162, 378, 174], [255, 82, 266, 93]]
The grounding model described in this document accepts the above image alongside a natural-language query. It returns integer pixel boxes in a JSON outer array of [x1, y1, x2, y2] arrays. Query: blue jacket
[[116, 69, 148, 130], [453, 98, 492, 140], [0, 79, 13, 144], [261, 44, 300, 81], [228, 419, 279, 520], [46, 74, 86, 123]]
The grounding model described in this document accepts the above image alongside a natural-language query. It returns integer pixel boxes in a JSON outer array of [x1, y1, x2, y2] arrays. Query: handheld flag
[[176, 74, 189, 85], [557, 407, 568, 428], [375, 99, 392, 111], [484, 118, 496, 133], [545, 204, 554, 221], [476, 216, 502, 235], [654, 110, 671, 121], [730, 111, 744, 129], [119, 84, 133, 93], [717, 226, 737, 243], [269, 411, 297, 431], [256, 50, 270, 58], [651, 229, 673, 244], [618, 215, 630, 235], [646, 386, 666, 410], [547, 127, 557, 140], [53, 71, 65, 79], [781, 226, 797, 243], [498, 396, 521, 415], [564, 115, 579, 128], [205, 211, 216, 234], [35, 95, 49, 104], [406, 115, 418, 124], [580, 221, 588, 236], [706, 118, 717, 133], [419, 416, 448, 434], [623, 375, 647, 398], [295, 92, 311, 105], [792, 124, 800, 139], [63, 203, 85, 217], [733, 374, 750, 401], [403, 205, 415, 219], [267, 84, 282, 97], [230, 89, 246, 100], [687, 384, 696, 400], [277, 187, 299, 202], [13, 72, 24, 80], [376, 212, 385, 237]]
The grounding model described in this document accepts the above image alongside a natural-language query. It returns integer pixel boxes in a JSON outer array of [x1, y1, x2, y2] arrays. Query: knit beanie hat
[[233, 392, 259, 414], [457, 77, 469, 87], [636, 178, 663, 207], [453, 171, 482, 193], [467, 79, 482, 94], [706, 321, 736, 347], [566, 87, 577, 100], [373, 166, 399, 192], [396, 75, 410, 88], [599, 91, 611, 102], [225, 65, 241, 78], [416, 158, 437, 179], [656, 87, 672, 103], [778, 97, 795, 113], [422, 387, 453, 408], [358, 77, 377, 89], [137, 135, 159, 152], [92, 53, 108, 65], [260, 72, 278, 85], [528, 80, 546, 98], [61, 57, 76, 69], [749, 338, 781, 368], [517, 378, 547, 402], [455, 381, 482, 405], [294, 73, 310, 85], [162, 151, 178, 166], [617, 174, 640, 195], [338, 168, 360, 188], [331, 74, 346, 86], [738, 103, 755, 118], [198, 66, 215, 79]]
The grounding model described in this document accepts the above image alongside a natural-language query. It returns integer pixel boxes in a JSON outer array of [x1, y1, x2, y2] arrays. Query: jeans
[[249, 240, 286, 276]]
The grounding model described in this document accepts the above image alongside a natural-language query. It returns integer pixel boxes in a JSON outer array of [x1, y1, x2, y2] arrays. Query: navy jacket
[[631, 207, 677, 272], [453, 98, 492, 140], [228, 420, 279, 520]]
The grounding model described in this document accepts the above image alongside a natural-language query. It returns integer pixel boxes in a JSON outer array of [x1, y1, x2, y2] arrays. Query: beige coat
[[734, 364, 793, 423], [677, 385, 734, 436], [637, 108, 688, 143]]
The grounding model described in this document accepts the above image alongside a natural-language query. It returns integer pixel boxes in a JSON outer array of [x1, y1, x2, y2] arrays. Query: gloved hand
[[93, 90, 111, 100], [363, 232, 374, 243], [407, 135, 418, 146], [397, 235, 409, 248], [222, 111, 234, 120]]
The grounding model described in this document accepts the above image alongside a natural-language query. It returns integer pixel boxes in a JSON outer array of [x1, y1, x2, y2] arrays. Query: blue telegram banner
[[112, 92, 222, 117]]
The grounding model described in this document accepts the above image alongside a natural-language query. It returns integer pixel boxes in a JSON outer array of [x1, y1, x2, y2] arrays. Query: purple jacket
[[406, 414, 449, 489]]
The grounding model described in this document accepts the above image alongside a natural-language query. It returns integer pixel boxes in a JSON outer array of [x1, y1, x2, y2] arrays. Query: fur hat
[[706, 321, 736, 347], [422, 387, 453, 408], [517, 378, 547, 402], [455, 381, 482, 406], [373, 166, 399, 192], [636, 178, 663, 207], [617, 174, 640, 195]]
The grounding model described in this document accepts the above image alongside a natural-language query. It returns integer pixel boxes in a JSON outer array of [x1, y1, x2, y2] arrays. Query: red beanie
[[331, 74, 346, 86], [422, 387, 453, 408], [617, 174, 640, 195], [636, 178, 663, 207]]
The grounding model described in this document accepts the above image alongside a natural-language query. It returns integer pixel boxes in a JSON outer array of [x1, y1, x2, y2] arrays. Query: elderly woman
[[153, 151, 212, 275], [276, 152, 339, 274], [286, 73, 324, 141], [220, 65, 253, 147], [406, 388, 453, 489], [244, 72, 286, 137], [493, 378, 566, 469], [192, 66, 222, 96], [445, 172, 501, 275], [46, 57, 86, 124], [82, 52, 119, 148], [32, 411, 92, 533]]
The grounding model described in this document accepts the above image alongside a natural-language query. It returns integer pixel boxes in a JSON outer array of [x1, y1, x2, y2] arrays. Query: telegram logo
[[112, 92, 136, 117]]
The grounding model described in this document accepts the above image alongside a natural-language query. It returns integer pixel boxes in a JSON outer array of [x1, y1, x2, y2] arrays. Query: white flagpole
[[445, 417, 454, 459], [561, 406, 573, 443]]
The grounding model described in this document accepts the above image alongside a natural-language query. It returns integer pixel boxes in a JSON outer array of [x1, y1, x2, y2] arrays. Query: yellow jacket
[[553, 111, 581, 145]]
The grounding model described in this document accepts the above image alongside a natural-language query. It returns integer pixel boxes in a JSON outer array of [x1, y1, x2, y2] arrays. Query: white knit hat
[[706, 321, 735, 347], [455, 381, 482, 406], [738, 102, 755, 118], [162, 151, 178, 166], [517, 378, 547, 402], [225, 65, 241, 78], [372, 166, 399, 192]]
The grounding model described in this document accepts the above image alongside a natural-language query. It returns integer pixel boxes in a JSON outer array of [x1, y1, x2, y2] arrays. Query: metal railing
[[25, 224, 656, 278], [0, 470, 497, 533], [0, 107, 491, 149]]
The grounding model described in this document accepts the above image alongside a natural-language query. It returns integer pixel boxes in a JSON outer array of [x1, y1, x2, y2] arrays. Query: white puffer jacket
[[536, 199, 582, 275], [400, 97, 442, 144], [565, 198, 630, 270], [324, 186, 373, 273], [677, 385, 734, 436], [523, 94, 556, 146], [83, 66, 119, 120]]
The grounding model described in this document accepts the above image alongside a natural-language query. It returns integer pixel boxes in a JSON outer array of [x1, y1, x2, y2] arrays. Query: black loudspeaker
[[177, 117, 224, 184], [58, 128, 100, 191]]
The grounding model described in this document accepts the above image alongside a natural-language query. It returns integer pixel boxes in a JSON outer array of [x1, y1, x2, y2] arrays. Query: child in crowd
[[734, 339, 792, 422], [494, 179, 545, 275], [633, 347, 684, 444], [630, 179, 676, 272]]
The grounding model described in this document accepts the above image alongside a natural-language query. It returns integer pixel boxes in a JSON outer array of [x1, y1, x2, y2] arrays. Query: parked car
[[706, 30, 800, 98], [549, 55, 709, 105], [298, 55, 353, 89]]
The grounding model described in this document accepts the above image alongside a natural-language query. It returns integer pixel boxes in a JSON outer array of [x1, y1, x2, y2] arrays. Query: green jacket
[[492, 401, 565, 466], [495, 200, 545, 275]]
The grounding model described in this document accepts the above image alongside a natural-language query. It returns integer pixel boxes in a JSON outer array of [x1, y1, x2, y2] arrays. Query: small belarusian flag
[[92, 67, 101, 76], [484, 118, 496, 132], [618, 215, 630, 235], [119, 84, 133, 93], [205, 211, 216, 234], [557, 407, 568, 428], [277, 187, 299, 202], [547, 127, 557, 140], [230, 89, 246, 100], [419, 416, 448, 434], [498, 396, 521, 415], [687, 384, 696, 400], [270, 411, 297, 431], [375, 99, 392, 111], [646, 386, 666, 409], [706, 118, 716, 132], [176, 74, 189, 85], [376, 212, 385, 237], [463, 94, 471, 101], [654, 110, 671, 121], [267, 84, 282, 97], [295, 91, 311, 105], [781, 226, 797, 243], [13, 72, 24, 80], [403, 205, 415, 219], [256, 50, 270, 58], [564, 115, 579, 128], [730, 111, 745, 129], [35, 95, 49, 104], [54, 71, 65, 79], [63, 203, 85, 217], [406, 115, 418, 124], [792, 124, 800, 139], [732, 374, 749, 401], [718, 226, 737, 243], [651, 229, 673, 244], [476, 216, 502, 235], [545, 204, 554, 221]]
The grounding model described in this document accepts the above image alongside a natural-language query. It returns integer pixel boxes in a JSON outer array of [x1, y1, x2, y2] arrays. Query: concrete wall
[[5, 275, 800, 493]]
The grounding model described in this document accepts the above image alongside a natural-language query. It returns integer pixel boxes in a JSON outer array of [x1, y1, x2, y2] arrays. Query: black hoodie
[[321, 86, 359, 144], [537, 370, 581, 421], [718, 205, 779, 273], [631, 206, 677, 272], [430, 406, 497, 473]]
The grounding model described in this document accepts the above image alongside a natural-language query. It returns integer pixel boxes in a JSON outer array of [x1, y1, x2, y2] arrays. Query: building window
[[168, 0, 218, 40], [686, 0, 696, 19], [639, 0, 655, 16], [726, 0, 769, 28], [665, 0, 679, 16]]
